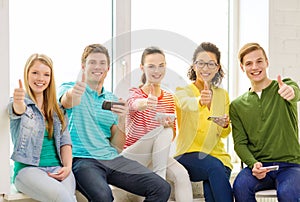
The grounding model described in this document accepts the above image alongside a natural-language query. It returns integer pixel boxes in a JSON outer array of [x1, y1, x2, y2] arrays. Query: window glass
[[130, 0, 229, 92], [9, 0, 112, 94]]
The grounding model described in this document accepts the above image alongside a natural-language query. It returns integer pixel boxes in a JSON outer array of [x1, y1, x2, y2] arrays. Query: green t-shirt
[[39, 130, 60, 167], [13, 130, 60, 182], [230, 79, 300, 167]]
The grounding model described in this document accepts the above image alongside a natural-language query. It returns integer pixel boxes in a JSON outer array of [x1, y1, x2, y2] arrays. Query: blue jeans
[[72, 156, 171, 202], [233, 162, 300, 202], [175, 152, 233, 202]]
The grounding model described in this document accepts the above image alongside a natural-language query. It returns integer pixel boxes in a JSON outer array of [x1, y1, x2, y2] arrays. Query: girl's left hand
[[157, 116, 174, 128], [48, 166, 71, 181], [213, 114, 230, 128]]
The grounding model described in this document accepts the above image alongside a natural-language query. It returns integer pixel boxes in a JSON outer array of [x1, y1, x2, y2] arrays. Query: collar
[[86, 84, 106, 98], [248, 80, 275, 94]]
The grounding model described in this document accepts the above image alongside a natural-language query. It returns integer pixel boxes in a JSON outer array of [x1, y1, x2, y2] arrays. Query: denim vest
[[8, 97, 72, 166]]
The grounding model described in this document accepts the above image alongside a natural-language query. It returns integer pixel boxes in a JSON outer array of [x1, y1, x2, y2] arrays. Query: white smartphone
[[259, 165, 279, 171], [155, 112, 176, 121]]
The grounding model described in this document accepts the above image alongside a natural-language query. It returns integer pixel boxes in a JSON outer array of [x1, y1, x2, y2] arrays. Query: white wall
[[269, 0, 300, 139], [269, 0, 300, 82]]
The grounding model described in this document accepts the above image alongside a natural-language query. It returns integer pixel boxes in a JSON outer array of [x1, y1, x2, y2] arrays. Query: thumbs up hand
[[69, 70, 86, 100], [277, 75, 295, 101], [199, 81, 212, 106], [62, 70, 87, 108], [13, 79, 25, 103], [147, 84, 158, 110], [13, 79, 26, 114]]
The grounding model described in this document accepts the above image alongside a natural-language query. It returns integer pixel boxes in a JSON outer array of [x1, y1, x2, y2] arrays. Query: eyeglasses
[[194, 60, 218, 69]]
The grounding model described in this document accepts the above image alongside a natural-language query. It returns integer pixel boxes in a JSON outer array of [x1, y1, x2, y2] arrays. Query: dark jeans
[[73, 156, 171, 202], [175, 152, 233, 202], [233, 162, 300, 202]]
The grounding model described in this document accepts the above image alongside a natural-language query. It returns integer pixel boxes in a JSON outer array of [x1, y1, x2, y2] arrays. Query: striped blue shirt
[[59, 82, 119, 160]]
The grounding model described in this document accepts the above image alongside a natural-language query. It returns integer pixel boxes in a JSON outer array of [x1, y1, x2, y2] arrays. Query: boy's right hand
[[252, 162, 269, 179], [69, 72, 86, 99], [277, 75, 295, 101]]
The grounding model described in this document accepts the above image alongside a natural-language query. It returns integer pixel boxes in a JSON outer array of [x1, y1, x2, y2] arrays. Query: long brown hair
[[23, 53, 66, 138], [139, 46, 165, 87]]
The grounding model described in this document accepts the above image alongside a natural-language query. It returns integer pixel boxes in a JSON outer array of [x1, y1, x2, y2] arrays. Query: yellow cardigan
[[174, 83, 232, 169]]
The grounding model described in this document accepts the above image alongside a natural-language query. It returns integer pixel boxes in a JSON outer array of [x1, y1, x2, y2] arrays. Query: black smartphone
[[102, 101, 125, 110]]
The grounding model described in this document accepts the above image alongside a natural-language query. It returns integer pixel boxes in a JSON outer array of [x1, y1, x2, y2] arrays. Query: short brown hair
[[81, 44, 110, 65], [238, 43, 268, 64]]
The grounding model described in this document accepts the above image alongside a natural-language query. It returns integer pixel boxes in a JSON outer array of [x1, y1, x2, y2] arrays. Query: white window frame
[[0, 0, 11, 195]]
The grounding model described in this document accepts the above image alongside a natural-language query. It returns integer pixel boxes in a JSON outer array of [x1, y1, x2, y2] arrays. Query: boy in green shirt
[[230, 42, 300, 202]]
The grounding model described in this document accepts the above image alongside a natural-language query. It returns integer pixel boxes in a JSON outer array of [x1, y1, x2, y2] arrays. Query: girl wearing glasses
[[122, 47, 193, 202], [174, 42, 233, 202]]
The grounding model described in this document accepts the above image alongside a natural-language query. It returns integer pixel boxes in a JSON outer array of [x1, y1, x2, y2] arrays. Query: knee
[[209, 163, 230, 181], [77, 181, 113, 202], [146, 178, 171, 201], [177, 168, 190, 183], [159, 180, 172, 199], [170, 167, 190, 185], [54, 189, 75, 202], [88, 189, 114, 202], [209, 159, 226, 171], [162, 128, 173, 140], [277, 185, 300, 202], [233, 169, 252, 192], [233, 177, 247, 194]]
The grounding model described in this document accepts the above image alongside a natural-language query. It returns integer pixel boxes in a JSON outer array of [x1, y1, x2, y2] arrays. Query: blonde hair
[[24, 53, 66, 138]]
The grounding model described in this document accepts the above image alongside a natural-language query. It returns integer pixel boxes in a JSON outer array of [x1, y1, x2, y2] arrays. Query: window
[[9, 0, 113, 94], [130, 0, 229, 91]]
